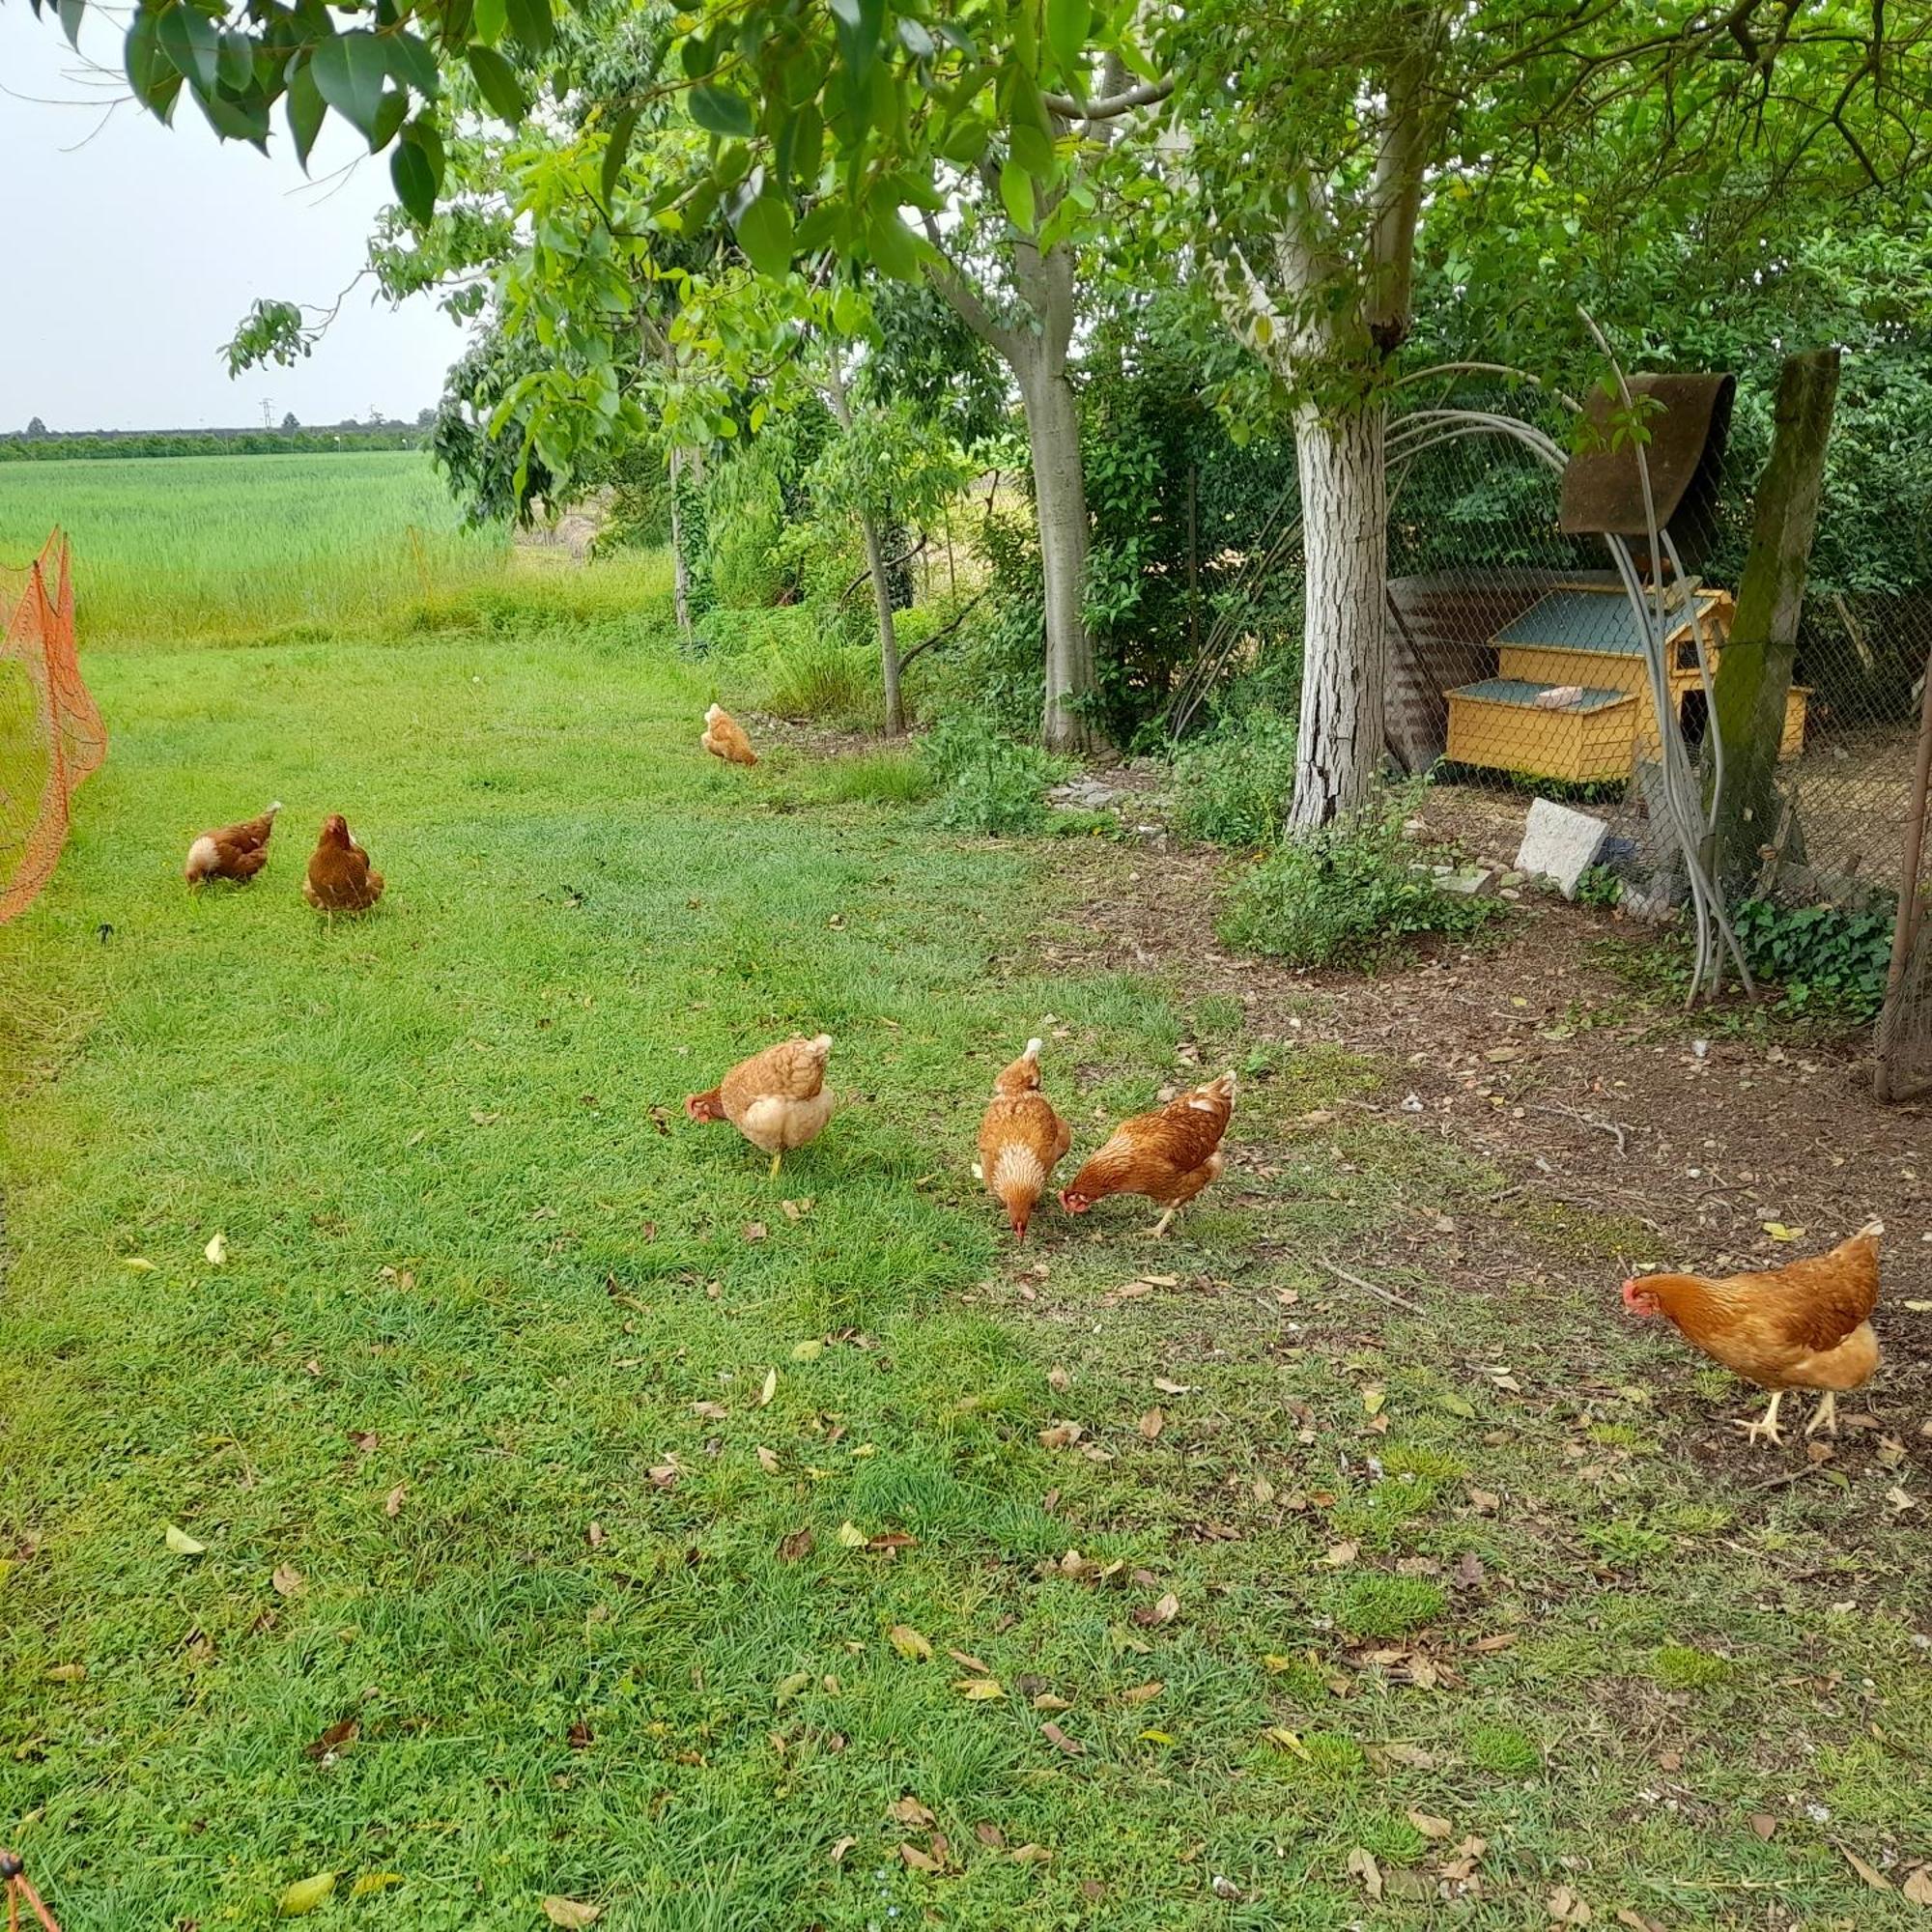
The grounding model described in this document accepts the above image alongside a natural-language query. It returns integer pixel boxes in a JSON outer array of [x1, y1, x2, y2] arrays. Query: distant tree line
[[0, 416, 437, 462]]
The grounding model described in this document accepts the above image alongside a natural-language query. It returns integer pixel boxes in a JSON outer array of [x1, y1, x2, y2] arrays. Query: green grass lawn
[[3, 610, 1929, 1928]]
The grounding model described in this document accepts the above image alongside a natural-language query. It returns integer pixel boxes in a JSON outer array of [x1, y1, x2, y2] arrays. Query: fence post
[[1875, 646, 1932, 1102]]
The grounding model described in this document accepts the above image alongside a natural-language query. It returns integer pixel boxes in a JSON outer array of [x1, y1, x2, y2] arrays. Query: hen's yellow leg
[[1731, 1390, 1786, 1448], [1804, 1391, 1839, 1437], [769, 1149, 782, 1179], [1148, 1208, 1177, 1238]]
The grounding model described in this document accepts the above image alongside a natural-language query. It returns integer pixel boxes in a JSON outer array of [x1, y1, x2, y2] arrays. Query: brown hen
[[185, 802, 281, 884], [687, 1033, 835, 1175], [976, 1038, 1071, 1241], [1623, 1222, 1883, 1445], [1059, 1069, 1236, 1237], [701, 704, 758, 767], [302, 814, 385, 913]]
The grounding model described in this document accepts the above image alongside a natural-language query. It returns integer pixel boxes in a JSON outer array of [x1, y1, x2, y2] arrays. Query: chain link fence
[[1164, 376, 1932, 1094]]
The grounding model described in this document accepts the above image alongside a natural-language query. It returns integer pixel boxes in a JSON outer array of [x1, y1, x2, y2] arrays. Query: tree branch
[[1040, 76, 1175, 120]]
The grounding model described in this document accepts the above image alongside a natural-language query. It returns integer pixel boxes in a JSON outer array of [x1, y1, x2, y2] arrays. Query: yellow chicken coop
[[1443, 583, 1808, 784]]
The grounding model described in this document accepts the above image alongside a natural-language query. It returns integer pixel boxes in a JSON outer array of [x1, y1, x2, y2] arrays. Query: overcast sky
[[0, 9, 471, 432]]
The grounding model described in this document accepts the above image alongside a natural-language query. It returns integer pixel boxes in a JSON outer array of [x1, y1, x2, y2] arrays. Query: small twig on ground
[[1527, 1101, 1629, 1155], [1321, 1258, 1424, 1314], [1746, 1464, 1817, 1493]]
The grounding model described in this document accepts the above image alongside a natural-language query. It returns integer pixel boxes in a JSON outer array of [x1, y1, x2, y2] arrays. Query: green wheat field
[[0, 455, 1926, 1928]]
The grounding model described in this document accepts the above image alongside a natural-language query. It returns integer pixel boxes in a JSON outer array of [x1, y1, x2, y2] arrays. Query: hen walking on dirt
[[1059, 1070, 1236, 1237], [1622, 1222, 1883, 1446]]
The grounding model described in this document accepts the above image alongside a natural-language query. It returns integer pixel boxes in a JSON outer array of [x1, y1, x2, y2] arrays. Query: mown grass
[[2, 564, 1929, 1926]]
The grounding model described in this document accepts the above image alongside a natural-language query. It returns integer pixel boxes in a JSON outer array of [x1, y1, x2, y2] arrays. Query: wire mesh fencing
[[2, 529, 105, 923], [1159, 380, 1932, 1090]]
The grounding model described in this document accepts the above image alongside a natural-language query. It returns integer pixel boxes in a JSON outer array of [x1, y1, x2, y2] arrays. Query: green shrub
[[922, 714, 1055, 836], [1732, 895, 1894, 1022], [1219, 790, 1504, 969], [1170, 709, 1300, 847]]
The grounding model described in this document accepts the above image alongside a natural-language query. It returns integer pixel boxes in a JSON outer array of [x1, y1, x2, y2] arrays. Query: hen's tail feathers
[[1855, 1218, 1885, 1242], [1022, 1037, 1042, 1059], [1208, 1068, 1238, 1102], [267, 801, 283, 816]]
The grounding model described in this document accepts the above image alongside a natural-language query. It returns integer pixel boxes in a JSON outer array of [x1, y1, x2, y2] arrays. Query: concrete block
[[1516, 797, 1609, 899]]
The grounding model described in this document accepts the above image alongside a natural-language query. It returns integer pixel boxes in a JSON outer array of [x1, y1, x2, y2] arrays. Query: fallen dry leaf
[[755, 1446, 781, 1475], [975, 1822, 1005, 1848], [955, 1677, 1006, 1701], [164, 1525, 207, 1556], [742, 1222, 768, 1243], [1031, 1691, 1073, 1711], [1038, 1421, 1083, 1450], [271, 1564, 304, 1598], [949, 1649, 991, 1673], [1547, 1883, 1595, 1924], [586, 1521, 606, 1548], [1748, 1812, 1777, 1841], [691, 1401, 729, 1421], [828, 1836, 856, 1864], [897, 1842, 941, 1873], [1406, 1810, 1453, 1839], [540, 1900, 602, 1928], [1347, 1847, 1383, 1902], [754, 1367, 779, 1408], [384, 1483, 408, 1518], [778, 1528, 814, 1563], [888, 1625, 933, 1662], [1322, 1541, 1360, 1568], [304, 1719, 357, 1762], [774, 1671, 812, 1707], [1840, 1844, 1893, 1890], [1040, 1720, 1083, 1755], [44, 1663, 86, 1683], [646, 1463, 679, 1490], [1900, 1866, 1932, 1907], [277, 1871, 338, 1917], [1047, 1366, 1070, 1392], [1131, 1592, 1180, 1628], [1009, 1844, 1053, 1865], [1119, 1681, 1163, 1705], [889, 1796, 935, 1828], [1139, 1407, 1165, 1440], [835, 1520, 868, 1548], [204, 1232, 228, 1266]]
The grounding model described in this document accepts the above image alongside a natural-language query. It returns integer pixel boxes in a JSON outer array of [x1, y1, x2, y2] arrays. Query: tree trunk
[[1019, 364, 1100, 754], [859, 508, 906, 736], [1709, 349, 1840, 887], [1290, 402, 1388, 829], [668, 443, 693, 638]]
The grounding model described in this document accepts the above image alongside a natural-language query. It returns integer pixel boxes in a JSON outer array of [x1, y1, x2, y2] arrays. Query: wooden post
[[1875, 648, 1932, 1102], [1186, 463, 1200, 659], [1708, 349, 1840, 888]]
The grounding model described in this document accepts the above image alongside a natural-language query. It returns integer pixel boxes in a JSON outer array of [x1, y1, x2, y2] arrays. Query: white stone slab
[[1516, 797, 1608, 899]]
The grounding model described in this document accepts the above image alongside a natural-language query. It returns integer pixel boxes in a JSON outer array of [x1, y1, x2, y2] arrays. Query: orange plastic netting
[[1, 529, 105, 923]]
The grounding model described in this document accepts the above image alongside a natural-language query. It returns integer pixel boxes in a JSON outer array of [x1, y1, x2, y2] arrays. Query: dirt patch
[[1049, 821, 1932, 1474]]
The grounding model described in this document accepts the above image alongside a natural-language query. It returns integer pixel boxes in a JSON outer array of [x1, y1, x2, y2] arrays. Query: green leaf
[[471, 0, 506, 44], [371, 85, 410, 150], [215, 29, 252, 92], [601, 106, 638, 208], [391, 119, 443, 222], [504, 0, 553, 55], [157, 4, 218, 92], [199, 85, 270, 149], [733, 190, 794, 277], [1009, 116, 1054, 178], [679, 31, 714, 80], [688, 84, 754, 139], [125, 13, 185, 120], [999, 157, 1036, 232], [867, 206, 921, 281], [1043, 0, 1090, 88], [286, 60, 326, 170], [58, 0, 84, 49], [311, 32, 389, 143], [386, 31, 440, 97], [466, 44, 526, 124]]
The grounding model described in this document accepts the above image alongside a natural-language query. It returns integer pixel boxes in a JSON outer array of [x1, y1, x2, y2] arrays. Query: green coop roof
[[1492, 587, 1715, 656], [1450, 678, 1633, 713]]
